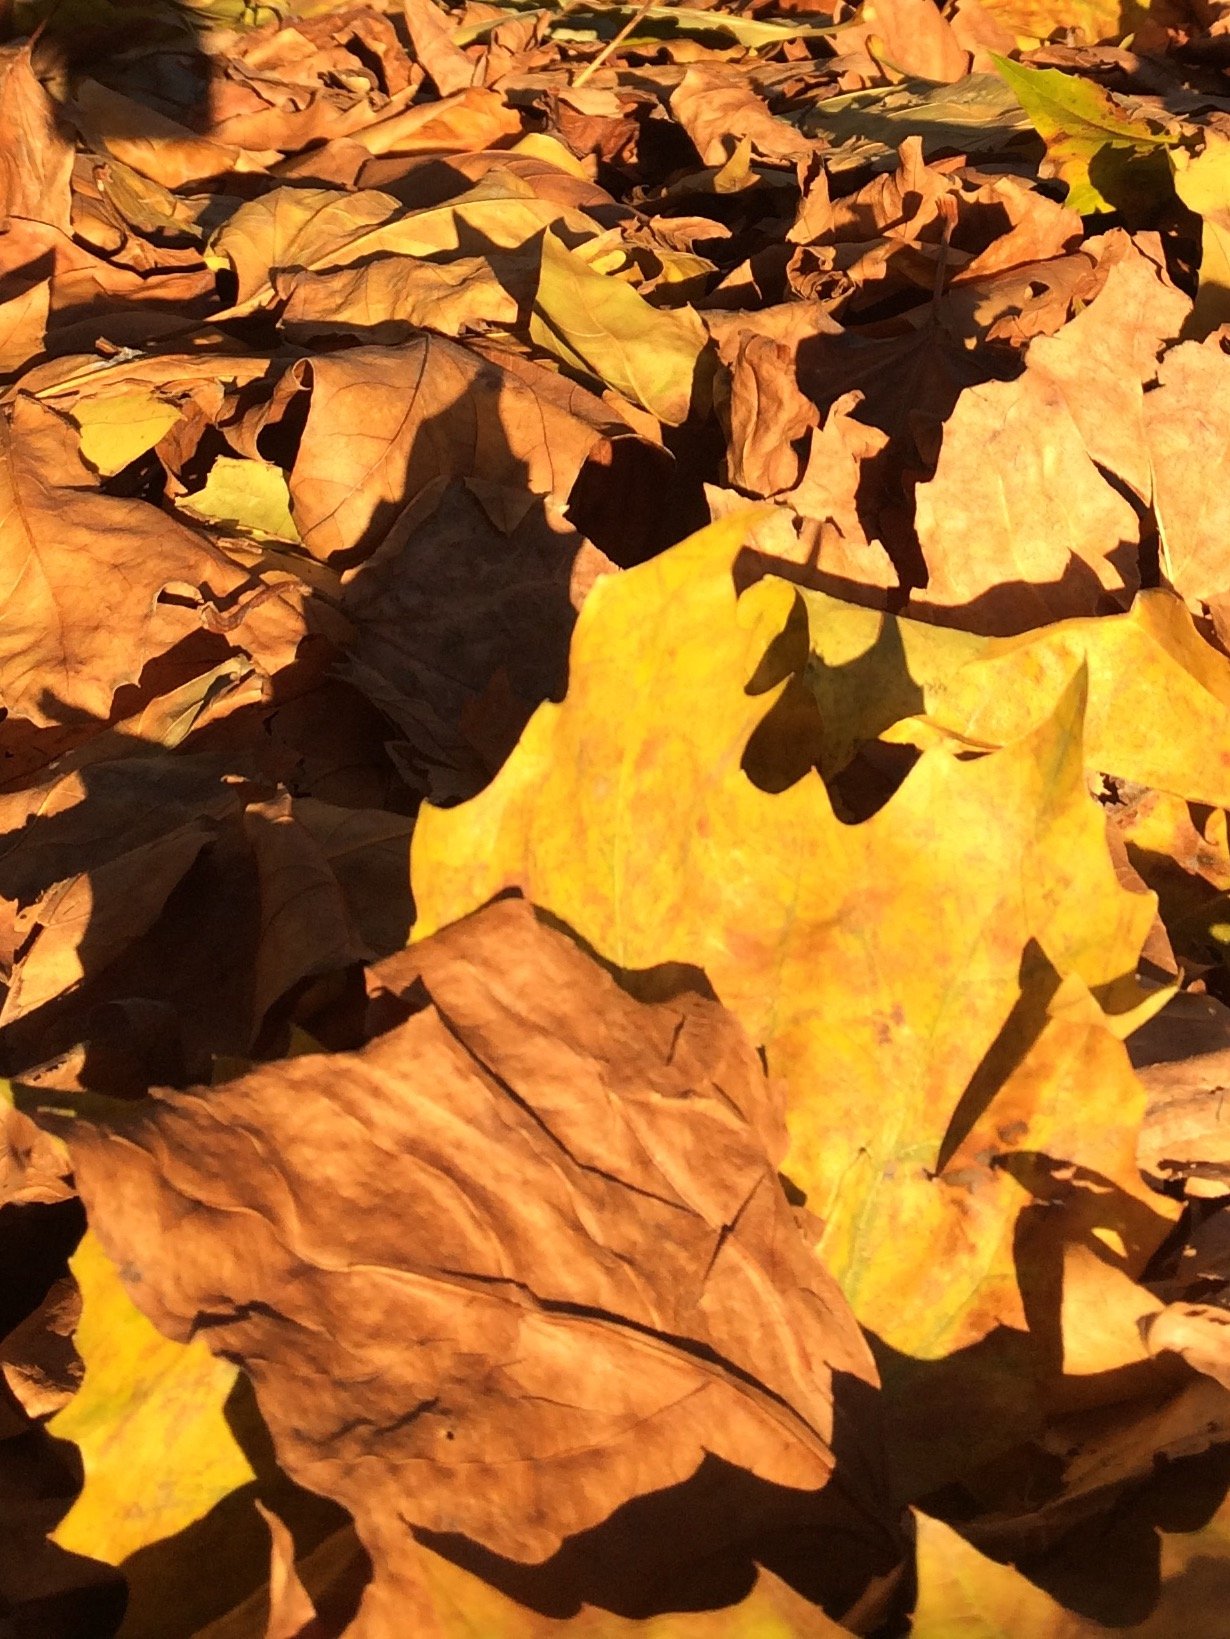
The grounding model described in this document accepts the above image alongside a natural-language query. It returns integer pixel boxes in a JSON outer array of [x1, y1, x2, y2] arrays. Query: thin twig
[[572, 0, 657, 88]]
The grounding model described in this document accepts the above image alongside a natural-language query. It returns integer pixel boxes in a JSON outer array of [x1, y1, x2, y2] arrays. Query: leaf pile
[[8, 0, 1230, 1631]]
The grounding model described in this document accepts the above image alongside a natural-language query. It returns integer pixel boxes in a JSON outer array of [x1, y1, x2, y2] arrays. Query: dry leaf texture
[[6, 0, 1230, 1632]]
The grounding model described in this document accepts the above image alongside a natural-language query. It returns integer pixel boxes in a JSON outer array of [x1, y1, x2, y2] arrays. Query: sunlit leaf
[[993, 56, 1176, 215]]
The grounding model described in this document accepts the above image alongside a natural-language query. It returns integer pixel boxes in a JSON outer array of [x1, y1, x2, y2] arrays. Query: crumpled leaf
[[669, 67, 813, 168], [0, 395, 249, 725], [33, 897, 900, 1627]]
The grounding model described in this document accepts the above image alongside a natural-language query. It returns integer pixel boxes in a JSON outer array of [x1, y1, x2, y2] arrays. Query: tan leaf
[[669, 66, 812, 167], [0, 43, 73, 230], [71, 78, 276, 190], [913, 376, 1138, 631], [279, 254, 517, 343], [843, 0, 970, 83], [0, 396, 249, 725], [284, 338, 632, 562], [41, 899, 898, 1622], [1145, 339, 1230, 604]]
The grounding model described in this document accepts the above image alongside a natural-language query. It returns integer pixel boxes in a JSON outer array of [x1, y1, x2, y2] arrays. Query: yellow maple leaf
[[412, 514, 1178, 1497]]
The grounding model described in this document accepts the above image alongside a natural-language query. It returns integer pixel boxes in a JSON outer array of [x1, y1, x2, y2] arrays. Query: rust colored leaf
[[38, 899, 898, 1624], [0, 396, 249, 725]]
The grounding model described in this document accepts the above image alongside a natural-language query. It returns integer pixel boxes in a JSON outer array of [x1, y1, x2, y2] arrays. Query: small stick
[[572, 0, 658, 88]]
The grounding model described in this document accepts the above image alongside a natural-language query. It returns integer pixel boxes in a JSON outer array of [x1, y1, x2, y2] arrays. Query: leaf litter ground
[[8, 0, 1230, 1631]]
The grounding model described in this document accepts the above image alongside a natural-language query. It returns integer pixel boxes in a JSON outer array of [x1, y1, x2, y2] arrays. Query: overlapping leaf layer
[[6, 0, 1230, 1632]]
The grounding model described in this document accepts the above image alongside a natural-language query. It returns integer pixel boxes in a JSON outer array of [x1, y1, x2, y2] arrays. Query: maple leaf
[[411, 514, 1180, 1496], [30, 898, 901, 1630]]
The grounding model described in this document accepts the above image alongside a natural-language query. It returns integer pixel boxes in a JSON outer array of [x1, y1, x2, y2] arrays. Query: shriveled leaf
[[669, 66, 813, 167], [846, 0, 970, 83]]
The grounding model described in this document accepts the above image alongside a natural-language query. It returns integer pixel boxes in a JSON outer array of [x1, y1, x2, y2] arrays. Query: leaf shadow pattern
[[736, 580, 925, 814], [113, 1375, 354, 1639], [413, 1392, 903, 1628]]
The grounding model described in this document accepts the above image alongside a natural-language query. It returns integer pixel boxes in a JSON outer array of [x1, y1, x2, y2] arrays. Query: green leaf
[[993, 55, 1176, 217], [530, 229, 708, 425]]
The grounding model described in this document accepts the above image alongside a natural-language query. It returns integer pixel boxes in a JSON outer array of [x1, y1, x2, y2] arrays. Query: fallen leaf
[[845, 0, 970, 84], [1145, 339, 1230, 604], [411, 515, 1172, 1497], [669, 66, 813, 167], [0, 44, 74, 231], [0, 395, 249, 725], [993, 57, 1175, 218], [1172, 134, 1230, 340], [275, 338, 630, 563], [530, 230, 709, 426], [36, 897, 899, 1626], [178, 455, 301, 543], [47, 1228, 255, 1567]]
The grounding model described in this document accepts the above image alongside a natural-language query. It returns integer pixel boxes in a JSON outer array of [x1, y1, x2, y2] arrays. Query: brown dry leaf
[[282, 338, 635, 563], [915, 234, 1188, 631], [71, 79, 276, 191], [669, 66, 813, 167], [347, 84, 521, 158], [1, 820, 215, 1027], [1133, 1025, 1230, 1197], [0, 44, 74, 232], [1145, 1302, 1230, 1386], [914, 374, 1135, 630], [340, 481, 595, 802], [721, 333, 819, 495], [279, 254, 517, 342], [0, 395, 250, 725], [403, 0, 481, 97], [37, 898, 899, 1627], [842, 0, 971, 82]]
